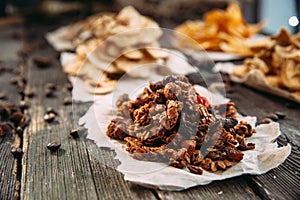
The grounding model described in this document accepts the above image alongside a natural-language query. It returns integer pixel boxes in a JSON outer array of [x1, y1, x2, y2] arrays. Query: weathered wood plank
[[0, 26, 24, 200], [227, 83, 300, 200], [156, 177, 260, 200], [20, 24, 157, 200]]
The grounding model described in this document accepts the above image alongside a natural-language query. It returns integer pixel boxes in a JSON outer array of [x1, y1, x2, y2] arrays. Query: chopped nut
[[188, 165, 203, 175], [224, 146, 244, 162], [106, 75, 255, 175], [216, 161, 227, 170]]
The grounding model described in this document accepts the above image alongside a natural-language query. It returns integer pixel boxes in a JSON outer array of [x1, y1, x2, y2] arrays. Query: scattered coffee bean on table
[[19, 100, 30, 110], [275, 111, 286, 119], [16, 126, 23, 136], [0, 92, 6, 100], [259, 118, 272, 124], [46, 107, 57, 115], [64, 83, 73, 92], [45, 88, 55, 98], [45, 82, 57, 91], [47, 141, 61, 151], [44, 113, 56, 123], [63, 96, 72, 105], [70, 127, 87, 138], [266, 113, 279, 121], [10, 77, 19, 85], [33, 56, 52, 68], [25, 89, 35, 98], [11, 147, 23, 158]]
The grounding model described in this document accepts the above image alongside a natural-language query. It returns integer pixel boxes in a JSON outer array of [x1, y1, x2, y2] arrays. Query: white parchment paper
[[78, 84, 291, 191], [57, 46, 291, 191]]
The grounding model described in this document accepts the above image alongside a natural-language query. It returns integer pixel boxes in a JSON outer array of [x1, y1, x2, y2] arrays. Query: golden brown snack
[[106, 75, 256, 175], [233, 28, 300, 99], [175, 2, 265, 56]]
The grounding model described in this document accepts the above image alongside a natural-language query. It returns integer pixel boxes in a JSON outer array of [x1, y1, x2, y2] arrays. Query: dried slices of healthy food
[[58, 6, 169, 94], [106, 75, 256, 174], [233, 28, 300, 101]]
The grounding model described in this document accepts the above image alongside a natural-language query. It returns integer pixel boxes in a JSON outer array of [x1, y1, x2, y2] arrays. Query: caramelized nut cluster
[[106, 75, 255, 175]]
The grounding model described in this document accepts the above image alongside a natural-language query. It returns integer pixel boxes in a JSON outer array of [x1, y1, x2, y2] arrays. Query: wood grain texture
[[1, 15, 299, 200], [156, 177, 260, 200], [20, 25, 157, 200], [227, 83, 300, 200], [0, 26, 24, 200]]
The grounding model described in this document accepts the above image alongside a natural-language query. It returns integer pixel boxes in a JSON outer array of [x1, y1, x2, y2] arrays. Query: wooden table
[[0, 15, 299, 200]]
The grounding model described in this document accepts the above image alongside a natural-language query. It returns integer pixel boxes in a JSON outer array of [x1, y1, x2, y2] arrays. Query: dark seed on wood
[[275, 111, 286, 119], [10, 77, 19, 85], [44, 113, 56, 123], [19, 100, 30, 110], [33, 56, 52, 68], [259, 118, 272, 124], [16, 126, 23, 136], [46, 107, 57, 115], [45, 89, 55, 98], [9, 112, 24, 125], [0, 92, 6, 99], [21, 77, 27, 85], [25, 89, 35, 98], [63, 96, 72, 105], [47, 141, 61, 151], [64, 83, 73, 92], [45, 82, 57, 91], [70, 127, 86, 138], [11, 147, 23, 158], [266, 113, 279, 121]]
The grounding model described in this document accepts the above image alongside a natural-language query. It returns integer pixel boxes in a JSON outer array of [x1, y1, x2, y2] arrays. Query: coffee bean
[[0, 92, 6, 100], [44, 113, 56, 123], [275, 111, 286, 119], [64, 83, 73, 92], [259, 118, 272, 124], [46, 107, 57, 115], [11, 147, 23, 158], [25, 89, 35, 98], [9, 112, 24, 126], [45, 82, 57, 91], [10, 77, 19, 85], [45, 88, 55, 98], [19, 100, 30, 110], [266, 113, 279, 121], [20, 76, 27, 85], [70, 127, 86, 138], [16, 126, 23, 136], [63, 96, 72, 105], [47, 141, 61, 151], [33, 56, 52, 68]]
